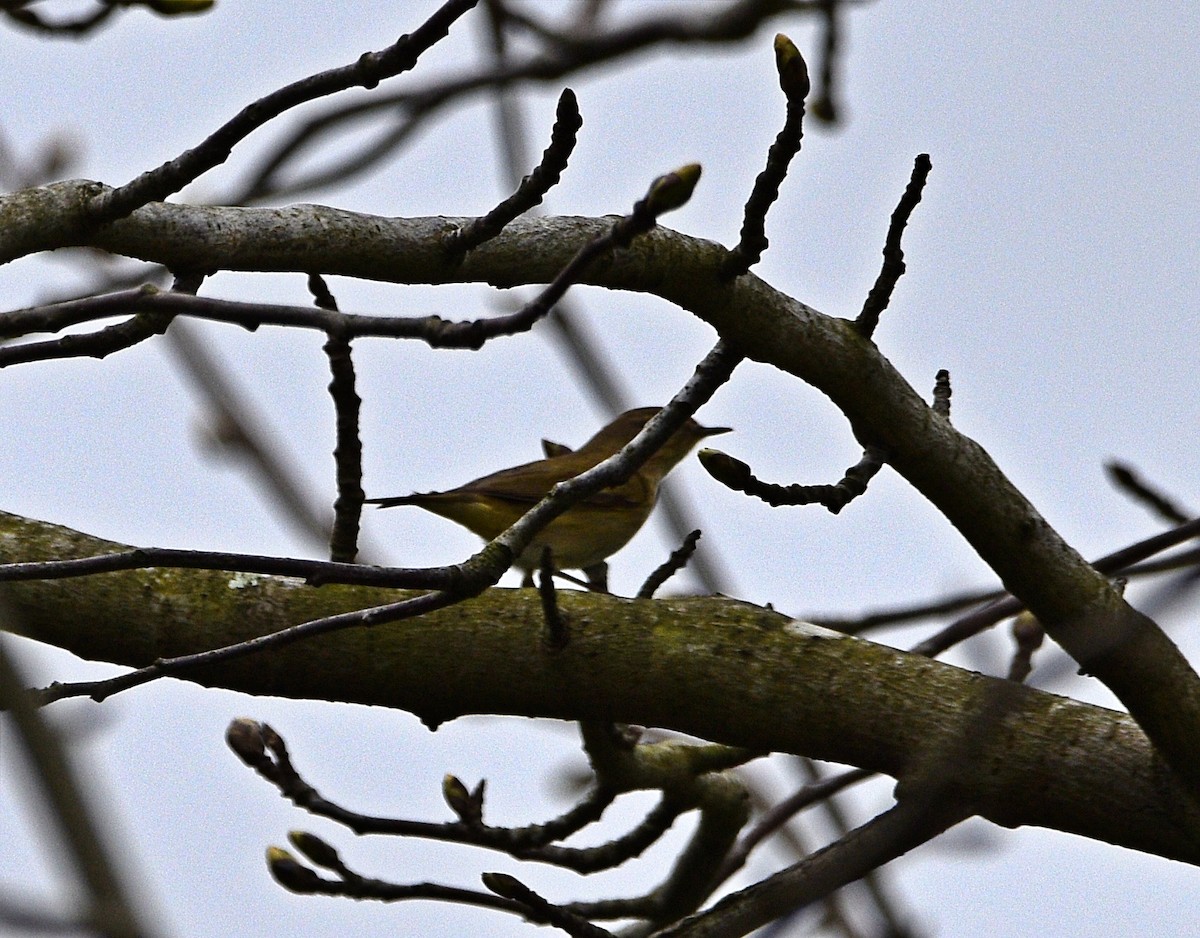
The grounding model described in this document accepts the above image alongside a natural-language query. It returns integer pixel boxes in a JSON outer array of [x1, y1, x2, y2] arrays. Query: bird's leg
[[583, 561, 609, 593]]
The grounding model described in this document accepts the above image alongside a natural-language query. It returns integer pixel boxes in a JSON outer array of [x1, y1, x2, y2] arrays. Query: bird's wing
[[468, 460, 650, 510]]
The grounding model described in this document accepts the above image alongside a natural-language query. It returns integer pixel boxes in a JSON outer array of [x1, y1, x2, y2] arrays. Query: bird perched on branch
[[368, 407, 729, 582]]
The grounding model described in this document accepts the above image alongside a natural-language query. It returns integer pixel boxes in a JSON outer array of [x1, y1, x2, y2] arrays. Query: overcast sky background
[[2, 2, 1199, 936]]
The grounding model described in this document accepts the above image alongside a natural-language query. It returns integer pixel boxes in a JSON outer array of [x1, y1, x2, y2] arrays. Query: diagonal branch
[[86, 0, 480, 224], [14, 195, 1200, 791], [5, 510, 1200, 865]]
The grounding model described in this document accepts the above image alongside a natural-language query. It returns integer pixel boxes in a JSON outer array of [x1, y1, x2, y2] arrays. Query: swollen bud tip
[[288, 831, 341, 870], [773, 34, 811, 102], [225, 718, 266, 764], [645, 163, 702, 215], [266, 846, 322, 892], [443, 773, 472, 816], [481, 871, 524, 899], [697, 448, 751, 488]]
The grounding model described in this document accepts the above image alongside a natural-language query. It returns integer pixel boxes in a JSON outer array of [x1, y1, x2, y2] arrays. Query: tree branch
[[3, 510, 1200, 865], [18, 191, 1196, 791]]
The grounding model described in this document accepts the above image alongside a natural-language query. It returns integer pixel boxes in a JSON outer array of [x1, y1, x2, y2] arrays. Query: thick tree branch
[[12, 189, 1194, 790], [3, 510, 1200, 866]]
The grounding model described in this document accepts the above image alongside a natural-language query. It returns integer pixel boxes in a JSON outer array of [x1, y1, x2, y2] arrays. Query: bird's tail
[[364, 493, 428, 508]]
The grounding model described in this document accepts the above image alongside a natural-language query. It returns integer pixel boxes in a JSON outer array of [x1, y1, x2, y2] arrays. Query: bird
[[367, 407, 730, 581]]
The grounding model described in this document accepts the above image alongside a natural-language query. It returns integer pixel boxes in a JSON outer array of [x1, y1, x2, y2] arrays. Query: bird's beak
[[700, 425, 733, 437]]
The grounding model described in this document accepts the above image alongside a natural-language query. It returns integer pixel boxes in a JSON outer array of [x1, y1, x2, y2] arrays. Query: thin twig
[[0, 546, 454, 588], [1, 1, 118, 36], [931, 368, 951, 418], [86, 0, 480, 224], [225, 0, 858, 207], [35, 589, 460, 705], [445, 87, 582, 255], [539, 548, 569, 649], [638, 529, 702, 599], [856, 153, 932, 338], [0, 308, 172, 367], [910, 515, 1200, 658], [715, 766, 873, 884], [656, 794, 965, 937], [1106, 461, 1191, 525], [483, 873, 617, 937], [472, 0, 731, 595], [721, 34, 809, 280], [317, 275, 366, 564], [0, 627, 150, 938], [698, 446, 885, 514]]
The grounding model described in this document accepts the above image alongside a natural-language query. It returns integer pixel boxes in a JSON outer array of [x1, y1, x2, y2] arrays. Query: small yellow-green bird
[[368, 407, 730, 577]]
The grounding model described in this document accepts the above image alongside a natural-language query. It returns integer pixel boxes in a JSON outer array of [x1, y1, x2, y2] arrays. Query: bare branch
[[1107, 461, 1192, 525], [445, 87, 583, 255], [86, 0, 481, 223], [0, 628, 150, 938], [698, 446, 885, 514], [720, 34, 810, 279], [637, 529, 702, 599], [855, 153, 932, 338]]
